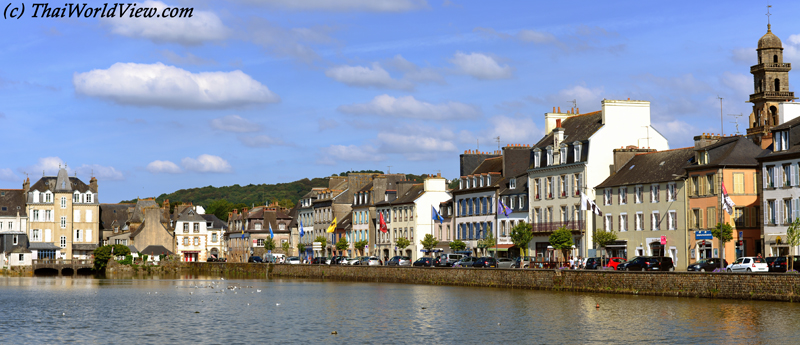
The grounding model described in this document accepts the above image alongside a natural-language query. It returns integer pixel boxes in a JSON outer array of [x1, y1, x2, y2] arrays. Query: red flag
[[379, 212, 388, 233]]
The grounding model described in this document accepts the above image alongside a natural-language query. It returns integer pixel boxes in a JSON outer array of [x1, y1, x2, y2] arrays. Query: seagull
[[190, 292, 193, 295], [276, 303, 280, 306], [62, 312, 66, 316], [257, 290, 261, 293]]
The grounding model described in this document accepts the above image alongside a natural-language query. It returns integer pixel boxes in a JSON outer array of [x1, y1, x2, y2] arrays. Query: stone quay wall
[[267, 264, 800, 302]]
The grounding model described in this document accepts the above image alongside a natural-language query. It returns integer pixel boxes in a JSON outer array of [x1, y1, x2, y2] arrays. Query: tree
[[449, 239, 466, 252], [206, 199, 235, 221], [712, 222, 733, 271], [335, 236, 349, 252], [264, 237, 276, 252], [314, 235, 327, 248], [277, 198, 295, 209], [593, 229, 618, 266], [93, 244, 131, 271], [354, 240, 369, 255], [477, 231, 496, 252], [297, 243, 306, 255], [420, 234, 438, 255], [510, 222, 534, 257], [549, 227, 574, 263], [787, 217, 800, 271], [396, 237, 411, 251], [281, 240, 291, 255]]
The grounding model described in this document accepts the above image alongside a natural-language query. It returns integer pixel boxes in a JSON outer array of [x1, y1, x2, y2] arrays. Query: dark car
[[767, 256, 800, 272], [413, 257, 433, 267], [584, 257, 609, 270], [437, 254, 466, 267], [248, 256, 262, 263], [620, 256, 674, 271], [329, 256, 348, 265], [472, 257, 497, 268], [311, 257, 328, 265], [687, 258, 728, 272]]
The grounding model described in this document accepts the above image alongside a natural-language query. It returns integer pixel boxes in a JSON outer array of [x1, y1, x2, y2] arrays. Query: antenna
[[767, 2, 772, 26], [717, 96, 724, 135], [494, 136, 501, 151], [387, 166, 392, 174], [567, 99, 577, 110], [728, 113, 743, 135]]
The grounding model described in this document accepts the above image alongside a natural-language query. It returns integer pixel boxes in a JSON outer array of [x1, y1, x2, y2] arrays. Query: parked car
[[584, 257, 607, 270], [329, 256, 348, 265], [726, 256, 768, 272], [607, 257, 627, 270], [472, 257, 498, 268], [437, 254, 466, 267], [247, 256, 263, 263], [366, 256, 382, 266], [413, 257, 433, 267], [619, 256, 674, 271], [767, 256, 800, 272], [387, 256, 411, 266], [496, 257, 514, 269], [311, 257, 328, 265], [287, 256, 300, 264], [687, 258, 728, 272], [453, 256, 479, 268], [511, 256, 533, 269], [350, 256, 368, 265]]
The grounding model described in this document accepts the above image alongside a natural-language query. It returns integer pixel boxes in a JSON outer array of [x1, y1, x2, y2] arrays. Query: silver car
[[496, 257, 514, 269], [287, 256, 300, 265], [366, 256, 382, 266], [453, 256, 478, 268]]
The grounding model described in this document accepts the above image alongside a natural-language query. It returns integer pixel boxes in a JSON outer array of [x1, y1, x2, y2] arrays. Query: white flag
[[721, 182, 735, 215], [580, 192, 603, 216]]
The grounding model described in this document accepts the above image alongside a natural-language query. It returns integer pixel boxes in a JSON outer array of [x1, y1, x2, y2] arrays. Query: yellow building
[[25, 167, 99, 260]]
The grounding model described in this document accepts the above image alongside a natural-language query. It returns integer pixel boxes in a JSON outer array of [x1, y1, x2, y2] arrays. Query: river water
[[0, 275, 797, 344]]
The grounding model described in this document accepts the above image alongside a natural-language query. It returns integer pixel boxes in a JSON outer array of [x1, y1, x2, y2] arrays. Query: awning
[[487, 244, 516, 252], [28, 242, 61, 250], [181, 251, 201, 254], [420, 249, 444, 253], [764, 233, 789, 246], [73, 244, 98, 251]]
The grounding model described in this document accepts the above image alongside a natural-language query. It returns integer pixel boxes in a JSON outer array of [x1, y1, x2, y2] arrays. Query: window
[[619, 214, 628, 232], [560, 145, 567, 164], [75, 229, 82, 242], [45, 192, 52, 203], [518, 196, 525, 209], [73, 193, 79, 203], [60, 216, 66, 229], [733, 173, 745, 194], [459, 179, 463, 189], [667, 183, 676, 201], [573, 173, 581, 196], [60, 236, 66, 248], [7, 222, 11, 230], [783, 165, 792, 187], [604, 189, 612, 205], [183, 223, 189, 233], [559, 176, 566, 197], [635, 213, 643, 231], [706, 207, 716, 228], [573, 142, 582, 162], [651, 212, 660, 231], [547, 177, 553, 198], [60, 197, 66, 209], [668, 211, 677, 230], [74, 210, 80, 223], [734, 208, 746, 228], [534, 150, 541, 168], [692, 209, 702, 229], [86, 210, 92, 222], [547, 147, 553, 166], [194, 237, 199, 246], [619, 187, 627, 204], [183, 237, 189, 246], [510, 178, 516, 189], [604, 214, 612, 231], [33, 210, 39, 222], [194, 223, 199, 233], [784, 199, 792, 225], [12, 235, 18, 245], [635, 186, 643, 203], [650, 184, 660, 203], [479, 177, 484, 187], [32, 229, 40, 241]]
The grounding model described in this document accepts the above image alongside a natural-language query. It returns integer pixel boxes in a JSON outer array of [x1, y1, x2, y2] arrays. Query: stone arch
[[774, 54, 779, 63], [770, 105, 778, 125], [775, 78, 781, 91]]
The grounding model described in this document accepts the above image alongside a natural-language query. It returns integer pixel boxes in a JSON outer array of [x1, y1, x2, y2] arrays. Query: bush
[[119, 255, 133, 265]]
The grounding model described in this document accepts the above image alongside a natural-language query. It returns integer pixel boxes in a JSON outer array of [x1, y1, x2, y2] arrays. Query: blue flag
[[269, 222, 274, 239], [498, 199, 511, 218], [300, 219, 305, 238], [431, 205, 444, 224]]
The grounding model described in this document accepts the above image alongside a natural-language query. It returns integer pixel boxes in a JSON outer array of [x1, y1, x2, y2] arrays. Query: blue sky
[[0, 1, 795, 203]]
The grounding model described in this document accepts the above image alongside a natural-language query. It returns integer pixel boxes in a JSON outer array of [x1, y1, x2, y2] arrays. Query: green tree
[[593, 229, 618, 265], [354, 240, 369, 255], [420, 234, 438, 255], [712, 222, 734, 271], [335, 236, 349, 252], [92, 244, 131, 271], [297, 243, 306, 255], [264, 237, 276, 251], [787, 217, 800, 271], [206, 199, 234, 221], [549, 227, 574, 263], [477, 231, 496, 256], [314, 235, 327, 248], [277, 198, 295, 209], [281, 240, 291, 255], [449, 239, 467, 252], [396, 237, 411, 250], [510, 222, 534, 257]]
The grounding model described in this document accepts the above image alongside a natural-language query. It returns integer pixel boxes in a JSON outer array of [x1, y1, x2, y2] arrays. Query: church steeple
[[747, 22, 796, 144]]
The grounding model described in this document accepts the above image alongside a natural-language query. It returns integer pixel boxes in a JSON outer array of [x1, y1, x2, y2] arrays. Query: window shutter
[[45, 229, 51, 242], [763, 167, 768, 189], [778, 200, 783, 224], [699, 210, 704, 229], [764, 200, 769, 225], [794, 199, 799, 222]]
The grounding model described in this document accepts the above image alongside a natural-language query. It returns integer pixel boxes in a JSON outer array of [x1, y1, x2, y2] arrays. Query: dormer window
[[459, 179, 463, 189], [559, 144, 567, 164], [699, 151, 709, 165], [776, 130, 789, 151], [510, 178, 517, 189], [86, 192, 93, 203], [479, 177, 484, 187], [473, 177, 477, 188], [44, 192, 52, 203], [546, 147, 553, 166], [534, 149, 541, 168], [573, 142, 582, 162]]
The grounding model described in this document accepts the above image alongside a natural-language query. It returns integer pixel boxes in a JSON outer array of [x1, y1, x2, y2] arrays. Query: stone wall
[[269, 265, 800, 302]]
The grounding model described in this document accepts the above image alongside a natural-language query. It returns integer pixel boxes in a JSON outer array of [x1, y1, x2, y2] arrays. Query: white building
[[175, 206, 210, 262], [0, 189, 30, 267], [758, 116, 800, 256]]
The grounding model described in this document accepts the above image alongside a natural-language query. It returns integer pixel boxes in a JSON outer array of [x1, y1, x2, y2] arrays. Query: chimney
[[694, 133, 722, 149], [23, 177, 30, 194], [90, 176, 98, 193], [556, 119, 561, 127], [396, 181, 415, 196]]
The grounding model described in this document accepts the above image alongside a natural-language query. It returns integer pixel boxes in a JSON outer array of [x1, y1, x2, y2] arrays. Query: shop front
[[182, 251, 199, 262]]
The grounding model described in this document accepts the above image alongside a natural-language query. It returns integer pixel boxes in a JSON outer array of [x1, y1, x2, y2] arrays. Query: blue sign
[[695, 230, 713, 240]]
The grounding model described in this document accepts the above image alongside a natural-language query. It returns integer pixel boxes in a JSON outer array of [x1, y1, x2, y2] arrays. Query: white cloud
[[319, 118, 339, 131], [450, 51, 513, 80], [338, 94, 481, 120], [146, 160, 182, 174], [652, 120, 699, 148], [73, 62, 280, 109], [731, 47, 753, 64], [22, 157, 64, 176], [325, 63, 413, 90], [377, 132, 457, 160], [242, 0, 428, 12], [0, 168, 18, 181], [384, 55, 444, 84], [102, 1, 230, 45], [160, 50, 216, 65], [318, 145, 384, 165], [247, 18, 335, 64], [238, 135, 284, 147], [75, 164, 125, 181], [720, 72, 751, 96], [181, 154, 232, 173], [526, 84, 605, 111], [485, 115, 543, 144], [210, 115, 262, 133]]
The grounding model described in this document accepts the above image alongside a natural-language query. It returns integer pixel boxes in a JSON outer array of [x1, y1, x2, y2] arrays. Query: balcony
[[749, 91, 796, 102], [750, 62, 791, 73], [530, 220, 585, 233]]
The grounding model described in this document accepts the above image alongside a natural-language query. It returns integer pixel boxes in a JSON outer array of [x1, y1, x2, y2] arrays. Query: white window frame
[[620, 213, 628, 232], [604, 214, 612, 231], [667, 183, 676, 201], [60, 236, 66, 248], [560, 145, 567, 164], [510, 178, 516, 190], [573, 142, 582, 162], [32, 229, 40, 241], [619, 187, 627, 205], [668, 210, 677, 230], [60, 197, 67, 209], [635, 185, 643, 204], [650, 184, 660, 203], [652, 211, 660, 231], [534, 150, 541, 168], [60, 216, 67, 229], [635, 212, 643, 231]]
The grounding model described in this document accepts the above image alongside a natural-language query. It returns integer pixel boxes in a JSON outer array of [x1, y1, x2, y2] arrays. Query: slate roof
[[175, 207, 206, 223], [339, 212, 352, 231], [499, 172, 529, 196], [471, 156, 503, 175], [287, 203, 300, 228], [0, 189, 26, 217], [73, 244, 98, 251], [391, 184, 425, 205], [771, 114, 800, 131], [29, 176, 93, 194], [29, 242, 60, 250], [529, 111, 603, 169], [596, 147, 696, 188], [758, 116, 800, 161], [687, 136, 763, 169], [127, 199, 165, 223], [99, 203, 132, 231], [358, 181, 374, 193], [200, 214, 228, 230], [140, 245, 173, 256]]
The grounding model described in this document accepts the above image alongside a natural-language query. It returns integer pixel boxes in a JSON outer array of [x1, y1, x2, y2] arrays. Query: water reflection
[[0, 276, 797, 344]]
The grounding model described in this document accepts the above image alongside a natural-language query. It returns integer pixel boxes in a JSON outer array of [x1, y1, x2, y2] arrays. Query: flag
[[722, 182, 735, 215], [269, 222, 274, 239], [379, 212, 388, 233], [241, 229, 245, 239], [498, 199, 511, 218], [326, 217, 337, 233], [580, 192, 603, 216], [432, 205, 444, 224], [299, 219, 305, 238]]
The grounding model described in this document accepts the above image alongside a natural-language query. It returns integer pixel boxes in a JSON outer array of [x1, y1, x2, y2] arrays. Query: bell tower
[[747, 21, 797, 146]]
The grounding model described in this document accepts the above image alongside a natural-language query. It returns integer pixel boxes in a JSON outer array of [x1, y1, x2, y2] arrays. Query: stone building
[[111, 198, 174, 256], [0, 189, 30, 266]]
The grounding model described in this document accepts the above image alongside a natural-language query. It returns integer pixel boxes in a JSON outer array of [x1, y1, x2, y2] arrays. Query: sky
[[0, 0, 796, 203]]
